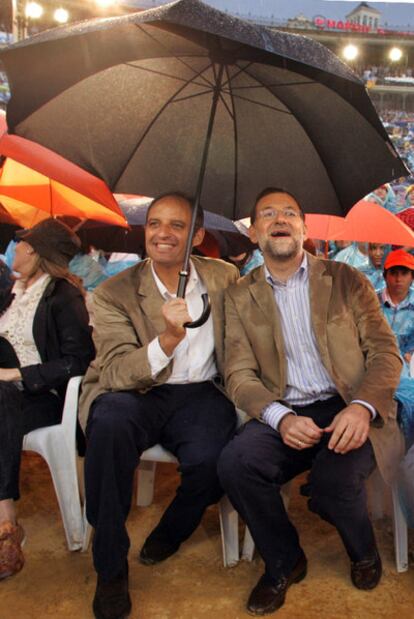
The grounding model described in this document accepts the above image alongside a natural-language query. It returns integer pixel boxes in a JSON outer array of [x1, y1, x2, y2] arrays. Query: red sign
[[314, 16, 370, 33]]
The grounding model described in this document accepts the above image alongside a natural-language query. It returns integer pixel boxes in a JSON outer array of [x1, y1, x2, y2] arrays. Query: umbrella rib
[[112, 61, 215, 188], [230, 93, 292, 116], [226, 80, 315, 90], [218, 92, 234, 120], [224, 65, 239, 221], [124, 62, 212, 90], [221, 62, 255, 89], [173, 90, 216, 104], [134, 24, 215, 88]]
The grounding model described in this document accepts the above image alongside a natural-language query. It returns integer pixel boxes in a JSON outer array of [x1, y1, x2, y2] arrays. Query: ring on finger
[[296, 439, 303, 448]]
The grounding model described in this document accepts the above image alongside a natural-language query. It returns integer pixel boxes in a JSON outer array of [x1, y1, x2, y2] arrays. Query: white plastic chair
[[241, 472, 409, 573], [22, 376, 84, 551], [82, 444, 239, 567]]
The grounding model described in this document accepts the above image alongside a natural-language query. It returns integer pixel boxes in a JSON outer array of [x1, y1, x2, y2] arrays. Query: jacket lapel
[[308, 254, 334, 376], [192, 257, 221, 347], [136, 261, 167, 336], [249, 267, 287, 387]]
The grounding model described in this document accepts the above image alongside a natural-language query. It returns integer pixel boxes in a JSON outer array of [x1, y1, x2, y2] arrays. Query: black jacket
[[1, 277, 95, 401]]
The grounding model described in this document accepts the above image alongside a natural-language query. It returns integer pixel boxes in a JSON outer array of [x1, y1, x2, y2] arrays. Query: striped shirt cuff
[[261, 401, 296, 432], [351, 399, 377, 420]]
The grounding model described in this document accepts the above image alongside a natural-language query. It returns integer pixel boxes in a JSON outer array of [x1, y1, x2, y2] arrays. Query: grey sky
[[128, 1, 414, 26]]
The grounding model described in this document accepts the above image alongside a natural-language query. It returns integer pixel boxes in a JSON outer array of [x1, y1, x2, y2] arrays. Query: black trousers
[[218, 396, 377, 581], [84, 382, 237, 580], [0, 382, 62, 501]]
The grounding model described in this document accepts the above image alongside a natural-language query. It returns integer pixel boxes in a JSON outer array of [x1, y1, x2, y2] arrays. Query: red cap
[[384, 249, 414, 271]]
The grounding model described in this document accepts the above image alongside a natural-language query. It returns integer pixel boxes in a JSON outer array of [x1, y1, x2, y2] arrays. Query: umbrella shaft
[[177, 63, 225, 298]]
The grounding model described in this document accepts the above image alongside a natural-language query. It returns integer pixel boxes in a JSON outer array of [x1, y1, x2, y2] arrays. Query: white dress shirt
[[147, 260, 217, 384], [261, 255, 375, 431]]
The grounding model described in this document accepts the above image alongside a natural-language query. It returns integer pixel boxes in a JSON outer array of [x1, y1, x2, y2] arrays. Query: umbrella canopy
[[306, 200, 414, 246], [0, 133, 127, 228], [397, 207, 414, 232], [0, 0, 407, 221], [78, 197, 254, 256]]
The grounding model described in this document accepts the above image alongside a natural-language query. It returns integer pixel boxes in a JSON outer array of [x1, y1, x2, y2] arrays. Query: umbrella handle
[[184, 293, 211, 329]]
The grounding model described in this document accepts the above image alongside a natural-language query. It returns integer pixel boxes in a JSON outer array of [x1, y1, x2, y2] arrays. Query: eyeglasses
[[256, 207, 301, 220]]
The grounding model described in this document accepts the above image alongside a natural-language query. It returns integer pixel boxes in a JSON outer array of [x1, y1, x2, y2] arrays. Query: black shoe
[[247, 552, 307, 616], [93, 562, 132, 619], [351, 551, 382, 590], [139, 536, 180, 566]]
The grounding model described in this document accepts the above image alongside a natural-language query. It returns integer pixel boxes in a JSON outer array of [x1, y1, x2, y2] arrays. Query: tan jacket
[[224, 253, 404, 483], [79, 256, 238, 430]]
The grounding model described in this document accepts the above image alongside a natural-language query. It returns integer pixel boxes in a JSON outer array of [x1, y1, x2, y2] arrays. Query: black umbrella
[[0, 0, 408, 324]]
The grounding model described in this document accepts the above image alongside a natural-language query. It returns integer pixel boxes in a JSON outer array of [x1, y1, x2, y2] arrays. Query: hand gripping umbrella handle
[[184, 292, 211, 329]]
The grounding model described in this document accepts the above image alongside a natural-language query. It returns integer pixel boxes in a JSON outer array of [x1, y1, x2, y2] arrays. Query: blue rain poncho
[[333, 243, 370, 269], [378, 288, 414, 448], [359, 265, 385, 293], [69, 253, 108, 291]]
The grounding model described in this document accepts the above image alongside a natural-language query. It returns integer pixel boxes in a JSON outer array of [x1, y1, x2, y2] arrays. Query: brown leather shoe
[[247, 552, 307, 616], [351, 551, 382, 590], [0, 521, 25, 580]]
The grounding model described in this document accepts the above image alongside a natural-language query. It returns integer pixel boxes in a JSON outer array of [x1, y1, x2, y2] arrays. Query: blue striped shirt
[[262, 254, 374, 430]]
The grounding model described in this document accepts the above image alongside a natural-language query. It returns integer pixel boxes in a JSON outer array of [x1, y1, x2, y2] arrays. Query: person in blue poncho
[[404, 185, 414, 210], [360, 243, 386, 292], [365, 184, 398, 214], [334, 242, 370, 269], [378, 248, 414, 527]]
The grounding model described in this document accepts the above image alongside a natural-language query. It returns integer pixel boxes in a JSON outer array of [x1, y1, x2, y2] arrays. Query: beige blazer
[[79, 256, 238, 430], [224, 253, 404, 483]]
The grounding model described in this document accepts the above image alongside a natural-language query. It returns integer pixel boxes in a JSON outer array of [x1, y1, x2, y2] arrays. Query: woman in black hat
[[0, 218, 95, 580]]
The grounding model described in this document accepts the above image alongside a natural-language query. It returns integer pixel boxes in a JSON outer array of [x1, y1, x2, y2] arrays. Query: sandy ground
[[0, 453, 413, 619]]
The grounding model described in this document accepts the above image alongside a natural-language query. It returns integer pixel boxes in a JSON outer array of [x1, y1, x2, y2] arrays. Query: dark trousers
[[84, 382, 237, 580], [0, 382, 62, 501], [218, 396, 377, 581]]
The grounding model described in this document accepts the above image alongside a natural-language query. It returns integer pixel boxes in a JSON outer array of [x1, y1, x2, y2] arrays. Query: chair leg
[[81, 502, 92, 552], [391, 483, 409, 573], [136, 461, 157, 506], [242, 526, 255, 562], [44, 440, 83, 551], [218, 495, 239, 567]]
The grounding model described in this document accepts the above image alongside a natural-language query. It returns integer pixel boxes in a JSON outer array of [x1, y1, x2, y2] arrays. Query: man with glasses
[[218, 187, 403, 616]]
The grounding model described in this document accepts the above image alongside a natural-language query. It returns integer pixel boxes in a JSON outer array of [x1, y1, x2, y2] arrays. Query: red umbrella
[[306, 200, 414, 247], [397, 208, 414, 232], [0, 133, 127, 228]]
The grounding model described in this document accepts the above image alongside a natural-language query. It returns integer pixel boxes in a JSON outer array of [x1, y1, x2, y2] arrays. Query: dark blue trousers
[[218, 396, 377, 581], [85, 382, 236, 580]]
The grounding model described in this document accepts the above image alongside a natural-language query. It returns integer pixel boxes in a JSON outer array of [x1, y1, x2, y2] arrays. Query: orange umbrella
[[306, 200, 414, 247], [0, 133, 127, 228]]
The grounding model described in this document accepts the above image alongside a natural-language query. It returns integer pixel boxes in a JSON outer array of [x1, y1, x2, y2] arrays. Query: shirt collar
[[150, 259, 199, 300], [381, 287, 414, 309], [264, 253, 308, 288]]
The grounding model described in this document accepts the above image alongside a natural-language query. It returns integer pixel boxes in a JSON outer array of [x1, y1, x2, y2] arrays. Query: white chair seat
[[22, 376, 84, 551]]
